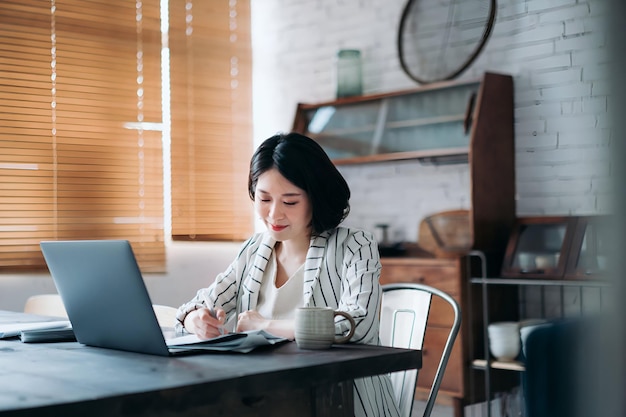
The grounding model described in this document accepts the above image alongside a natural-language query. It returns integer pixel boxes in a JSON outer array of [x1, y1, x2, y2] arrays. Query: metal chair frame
[[381, 283, 462, 417]]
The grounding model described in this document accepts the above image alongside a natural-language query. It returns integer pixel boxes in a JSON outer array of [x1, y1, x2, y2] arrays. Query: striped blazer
[[176, 227, 400, 417]]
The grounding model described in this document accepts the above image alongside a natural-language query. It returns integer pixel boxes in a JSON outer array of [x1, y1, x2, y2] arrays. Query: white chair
[[380, 283, 461, 417], [23, 294, 68, 318], [152, 304, 178, 328]]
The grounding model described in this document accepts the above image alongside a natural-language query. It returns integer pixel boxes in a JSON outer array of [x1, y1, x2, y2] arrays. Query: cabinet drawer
[[416, 326, 463, 396], [380, 262, 460, 296], [427, 297, 460, 328], [380, 259, 464, 396]]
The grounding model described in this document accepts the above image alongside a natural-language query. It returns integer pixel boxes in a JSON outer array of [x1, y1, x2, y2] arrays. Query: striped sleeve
[[174, 235, 260, 333], [334, 229, 382, 344]]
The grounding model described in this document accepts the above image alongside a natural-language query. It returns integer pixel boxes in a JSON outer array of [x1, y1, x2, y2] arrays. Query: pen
[[208, 307, 226, 335]]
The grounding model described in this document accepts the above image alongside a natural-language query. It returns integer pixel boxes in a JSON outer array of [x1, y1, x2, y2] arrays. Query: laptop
[[39, 240, 244, 356]]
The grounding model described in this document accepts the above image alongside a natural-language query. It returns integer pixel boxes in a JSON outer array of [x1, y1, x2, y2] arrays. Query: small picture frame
[[501, 216, 578, 279]]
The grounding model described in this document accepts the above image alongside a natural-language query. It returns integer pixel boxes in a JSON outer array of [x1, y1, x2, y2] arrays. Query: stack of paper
[[20, 325, 75, 343], [166, 330, 289, 353], [0, 321, 71, 339]]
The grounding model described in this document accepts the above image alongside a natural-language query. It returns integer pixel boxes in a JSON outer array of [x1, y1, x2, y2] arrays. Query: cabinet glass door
[[566, 216, 610, 279], [382, 83, 477, 154], [304, 101, 381, 160], [297, 80, 480, 164]]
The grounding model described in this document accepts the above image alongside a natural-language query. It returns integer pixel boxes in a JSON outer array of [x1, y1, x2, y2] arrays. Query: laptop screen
[[40, 240, 171, 356]]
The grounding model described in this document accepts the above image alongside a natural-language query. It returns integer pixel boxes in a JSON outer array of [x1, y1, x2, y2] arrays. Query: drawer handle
[[417, 276, 425, 283]]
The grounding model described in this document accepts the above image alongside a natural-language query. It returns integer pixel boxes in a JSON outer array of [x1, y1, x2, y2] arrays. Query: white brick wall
[[251, 0, 612, 240], [338, 160, 471, 242]]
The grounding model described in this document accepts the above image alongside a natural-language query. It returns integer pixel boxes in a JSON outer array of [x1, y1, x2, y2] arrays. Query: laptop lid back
[[40, 240, 170, 356]]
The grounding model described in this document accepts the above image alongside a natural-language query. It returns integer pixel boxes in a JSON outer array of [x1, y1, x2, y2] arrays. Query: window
[[0, 0, 252, 272], [169, 0, 253, 241]]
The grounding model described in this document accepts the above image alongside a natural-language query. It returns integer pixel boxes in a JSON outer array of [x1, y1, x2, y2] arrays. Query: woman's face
[[254, 168, 313, 243]]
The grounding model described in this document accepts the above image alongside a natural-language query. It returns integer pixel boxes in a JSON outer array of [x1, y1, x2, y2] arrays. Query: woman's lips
[[270, 224, 287, 232]]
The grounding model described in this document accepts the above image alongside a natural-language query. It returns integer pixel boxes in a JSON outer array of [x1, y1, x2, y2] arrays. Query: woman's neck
[[277, 226, 311, 255], [274, 234, 310, 288], [276, 234, 311, 263]]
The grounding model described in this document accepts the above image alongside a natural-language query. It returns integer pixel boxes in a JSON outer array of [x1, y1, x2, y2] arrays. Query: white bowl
[[488, 322, 519, 335], [488, 322, 520, 341], [489, 334, 520, 343], [489, 338, 520, 361], [488, 322, 521, 361]]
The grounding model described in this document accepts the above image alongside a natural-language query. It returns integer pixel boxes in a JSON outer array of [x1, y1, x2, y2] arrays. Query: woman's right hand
[[184, 307, 226, 339]]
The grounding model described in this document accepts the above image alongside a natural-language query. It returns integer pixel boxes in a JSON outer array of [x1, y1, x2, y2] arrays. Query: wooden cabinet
[[293, 73, 516, 417], [293, 71, 516, 263]]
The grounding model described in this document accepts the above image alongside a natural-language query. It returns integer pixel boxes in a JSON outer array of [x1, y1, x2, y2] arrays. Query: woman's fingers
[[236, 310, 266, 332], [191, 308, 225, 339]]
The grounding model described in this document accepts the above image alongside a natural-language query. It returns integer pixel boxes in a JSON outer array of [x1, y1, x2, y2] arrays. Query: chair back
[[524, 319, 593, 417], [24, 294, 68, 318], [24, 295, 177, 329], [152, 304, 178, 328], [380, 283, 461, 417]]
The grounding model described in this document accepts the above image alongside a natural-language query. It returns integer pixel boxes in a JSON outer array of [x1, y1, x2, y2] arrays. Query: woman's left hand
[[236, 310, 269, 332], [236, 310, 296, 339]]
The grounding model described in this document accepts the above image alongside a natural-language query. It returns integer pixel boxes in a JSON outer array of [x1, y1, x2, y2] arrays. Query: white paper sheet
[[167, 329, 289, 353]]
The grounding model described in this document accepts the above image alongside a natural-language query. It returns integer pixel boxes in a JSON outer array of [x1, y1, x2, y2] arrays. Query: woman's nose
[[268, 202, 283, 219]]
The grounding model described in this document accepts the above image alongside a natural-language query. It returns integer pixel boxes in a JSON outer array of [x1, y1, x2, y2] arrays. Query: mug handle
[[333, 311, 356, 344]]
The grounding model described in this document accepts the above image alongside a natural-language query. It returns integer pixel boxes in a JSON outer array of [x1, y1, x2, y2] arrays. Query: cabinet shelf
[[468, 250, 611, 417], [470, 277, 611, 287], [472, 359, 525, 372], [325, 147, 469, 165]]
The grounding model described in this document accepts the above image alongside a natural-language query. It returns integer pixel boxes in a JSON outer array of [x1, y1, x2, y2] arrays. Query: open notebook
[[40, 240, 287, 356]]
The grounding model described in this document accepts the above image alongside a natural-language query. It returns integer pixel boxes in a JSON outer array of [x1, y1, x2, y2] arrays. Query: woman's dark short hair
[[248, 132, 351, 234]]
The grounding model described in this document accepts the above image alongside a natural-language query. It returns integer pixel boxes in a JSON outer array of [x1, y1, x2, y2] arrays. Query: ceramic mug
[[294, 307, 356, 350]]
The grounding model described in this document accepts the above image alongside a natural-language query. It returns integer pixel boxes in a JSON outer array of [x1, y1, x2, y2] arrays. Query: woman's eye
[[259, 199, 270, 203], [284, 201, 298, 206]]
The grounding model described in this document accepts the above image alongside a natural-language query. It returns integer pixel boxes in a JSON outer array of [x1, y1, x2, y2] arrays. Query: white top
[[256, 251, 304, 319]]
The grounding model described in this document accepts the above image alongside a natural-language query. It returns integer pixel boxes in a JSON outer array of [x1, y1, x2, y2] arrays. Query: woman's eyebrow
[[256, 189, 302, 197]]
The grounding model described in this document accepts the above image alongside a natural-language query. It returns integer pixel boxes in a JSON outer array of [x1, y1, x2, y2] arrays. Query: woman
[[175, 132, 400, 417]]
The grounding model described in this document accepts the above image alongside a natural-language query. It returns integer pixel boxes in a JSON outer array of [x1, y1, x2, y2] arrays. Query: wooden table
[[0, 311, 421, 416]]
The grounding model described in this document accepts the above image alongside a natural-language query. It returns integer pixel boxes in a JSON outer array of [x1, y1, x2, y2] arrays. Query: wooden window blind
[[0, 0, 165, 271], [169, 0, 253, 241]]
